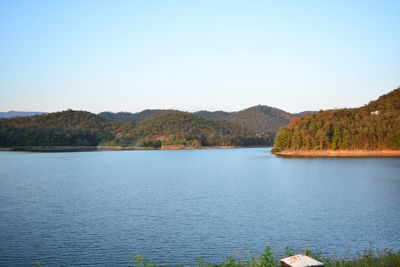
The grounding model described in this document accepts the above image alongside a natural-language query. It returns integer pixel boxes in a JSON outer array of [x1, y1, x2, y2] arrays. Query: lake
[[0, 148, 399, 266]]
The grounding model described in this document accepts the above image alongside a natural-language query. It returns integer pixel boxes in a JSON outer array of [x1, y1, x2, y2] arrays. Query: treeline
[[274, 88, 400, 151], [99, 109, 177, 123], [0, 110, 269, 148]]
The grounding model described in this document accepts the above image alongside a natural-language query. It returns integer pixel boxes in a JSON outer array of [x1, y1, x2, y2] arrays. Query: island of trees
[[273, 88, 400, 153]]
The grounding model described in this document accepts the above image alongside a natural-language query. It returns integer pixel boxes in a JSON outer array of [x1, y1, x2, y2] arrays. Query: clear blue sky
[[0, 0, 399, 113]]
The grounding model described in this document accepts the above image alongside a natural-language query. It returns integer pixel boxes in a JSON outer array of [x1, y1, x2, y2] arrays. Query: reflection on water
[[0, 148, 399, 266]]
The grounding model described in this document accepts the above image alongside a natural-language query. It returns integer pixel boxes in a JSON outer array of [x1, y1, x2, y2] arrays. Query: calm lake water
[[0, 148, 399, 266]]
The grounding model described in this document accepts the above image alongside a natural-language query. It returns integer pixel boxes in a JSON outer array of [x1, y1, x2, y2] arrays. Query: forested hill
[[97, 111, 138, 122], [102, 105, 294, 137], [0, 110, 137, 147], [0, 110, 269, 148], [225, 105, 293, 136], [195, 105, 294, 136], [274, 88, 400, 151], [99, 109, 176, 123], [194, 110, 231, 120], [132, 112, 269, 147]]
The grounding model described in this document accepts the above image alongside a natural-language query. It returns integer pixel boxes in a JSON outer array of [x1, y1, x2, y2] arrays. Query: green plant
[[131, 253, 158, 267], [248, 251, 260, 267], [259, 247, 275, 267], [303, 248, 324, 262]]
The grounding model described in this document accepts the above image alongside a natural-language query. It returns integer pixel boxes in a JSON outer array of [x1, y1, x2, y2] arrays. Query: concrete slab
[[280, 254, 323, 267]]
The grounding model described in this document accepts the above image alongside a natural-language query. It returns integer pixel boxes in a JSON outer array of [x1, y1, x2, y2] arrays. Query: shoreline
[[0, 145, 267, 152], [272, 149, 400, 157]]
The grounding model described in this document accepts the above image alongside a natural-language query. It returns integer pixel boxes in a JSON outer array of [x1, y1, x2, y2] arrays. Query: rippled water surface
[[0, 148, 400, 266]]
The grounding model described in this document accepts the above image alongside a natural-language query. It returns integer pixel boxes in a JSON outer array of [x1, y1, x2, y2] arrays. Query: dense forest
[[274, 88, 400, 151], [0, 110, 269, 148], [132, 112, 269, 147], [194, 110, 231, 120], [221, 105, 293, 137], [0, 110, 137, 147], [100, 105, 294, 138]]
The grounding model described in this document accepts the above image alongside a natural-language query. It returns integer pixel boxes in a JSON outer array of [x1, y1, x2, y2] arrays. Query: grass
[[130, 247, 400, 267], [33, 247, 400, 266], [302, 248, 400, 267]]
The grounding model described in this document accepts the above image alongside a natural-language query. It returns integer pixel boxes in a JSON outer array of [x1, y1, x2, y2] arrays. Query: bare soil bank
[[273, 150, 400, 157]]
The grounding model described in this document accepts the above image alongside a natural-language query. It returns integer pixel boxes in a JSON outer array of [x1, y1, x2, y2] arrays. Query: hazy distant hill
[[274, 88, 400, 151], [132, 112, 269, 146], [0, 111, 47, 118], [97, 111, 138, 122], [194, 110, 231, 120], [223, 105, 294, 136], [99, 109, 176, 123], [195, 106, 295, 135]]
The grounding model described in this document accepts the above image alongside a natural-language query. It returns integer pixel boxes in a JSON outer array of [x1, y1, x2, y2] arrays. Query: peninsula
[[272, 88, 400, 157]]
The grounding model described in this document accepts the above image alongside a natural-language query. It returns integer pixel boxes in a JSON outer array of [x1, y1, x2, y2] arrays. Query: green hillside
[[194, 110, 231, 120], [274, 88, 400, 151], [97, 111, 138, 122], [100, 105, 294, 138], [0, 110, 269, 148], [132, 112, 269, 146], [0, 110, 136, 147], [224, 105, 293, 136], [195, 106, 294, 136]]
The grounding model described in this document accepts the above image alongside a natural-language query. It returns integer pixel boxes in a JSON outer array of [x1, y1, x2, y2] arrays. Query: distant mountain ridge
[[194, 110, 231, 120], [0, 111, 47, 118]]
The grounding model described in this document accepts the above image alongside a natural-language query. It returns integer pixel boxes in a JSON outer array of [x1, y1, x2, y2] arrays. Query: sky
[[0, 0, 399, 113]]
